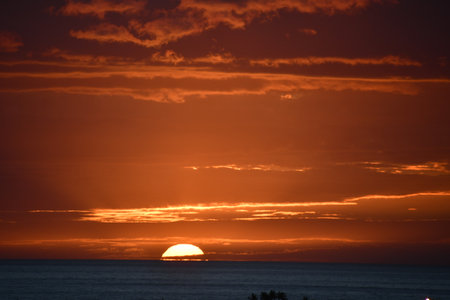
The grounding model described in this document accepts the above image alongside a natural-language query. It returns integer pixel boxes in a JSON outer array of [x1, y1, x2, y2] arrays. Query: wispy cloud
[[2, 59, 445, 102], [191, 53, 235, 64], [151, 50, 185, 65], [344, 191, 450, 202], [66, 0, 389, 48], [150, 50, 235, 65], [26, 189, 450, 223], [250, 55, 422, 67], [43, 48, 120, 64], [70, 23, 155, 47], [59, 0, 145, 18], [360, 161, 450, 175], [298, 28, 318, 36], [0, 30, 23, 53], [179, 0, 380, 16], [30, 201, 355, 223], [184, 164, 309, 172]]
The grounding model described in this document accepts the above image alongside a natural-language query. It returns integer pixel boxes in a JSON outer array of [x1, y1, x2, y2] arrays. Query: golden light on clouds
[[27, 190, 450, 224], [184, 164, 310, 172], [360, 161, 450, 175], [2, 62, 446, 103], [69, 201, 355, 223]]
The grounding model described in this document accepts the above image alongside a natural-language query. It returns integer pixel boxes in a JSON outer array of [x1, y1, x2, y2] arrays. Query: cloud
[[298, 28, 317, 35], [338, 191, 450, 222], [70, 23, 156, 47], [185, 164, 310, 172], [67, 15, 203, 48], [67, 0, 389, 48], [179, 0, 383, 21], [44, 48, 233, 66], [250, 55, 422, 67], [39, 48, 422, 70], [30, 201, 355, 223], [360, 161, 450, 175], [43, 47, 119, 64], [126, 10, 212, 48], [71, 16, 226, 48], [0, 30, 23, 53], [27, 189, 450, 223], [3, 58, 446, 102], [59, 0, 146, 18], [151, 50, 185, 64], [344, 191, 450, 202], [191, 53, 235, 64], [151, 51, 234, 65]]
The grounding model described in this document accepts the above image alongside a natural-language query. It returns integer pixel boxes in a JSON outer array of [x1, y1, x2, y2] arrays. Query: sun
[[161, 244, 205, 261]]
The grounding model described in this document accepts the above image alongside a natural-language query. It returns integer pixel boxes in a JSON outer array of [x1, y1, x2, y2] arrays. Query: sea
[[1, 260, 449, 300]]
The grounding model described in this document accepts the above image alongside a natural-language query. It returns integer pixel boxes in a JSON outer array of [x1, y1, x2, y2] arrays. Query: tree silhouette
[[248, 293, 258, 300], [276, 291, 287, 300], [246, 290, 312, 300], [248, 290, 288, 300]]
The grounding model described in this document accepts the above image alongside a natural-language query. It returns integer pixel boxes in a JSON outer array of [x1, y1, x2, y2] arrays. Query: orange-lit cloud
[[2, 60, 446, 102], [30, 201, 355, 223], [250, 55, 422, 67], [179, 0, 385, 21], [25, 48, 422, 70], [337, 191, 450, 222], [151, 51, 235, 65], [191, 53, 235, 64], [126, 13, 211, 48], [67, 0, 388, 48], [70, 23, 155, 47], [27, 189, 450, 224], [185, 164, 309, 172], [43, 48, 118, 64], [0, 30, 23, 53], [280, 93, 293, 100], [151, 50, 185, 65], [344, 191, 450, 202], [298, 28, 318, 36], [59, 0, 145, 18], [360, 161, 450, 175]]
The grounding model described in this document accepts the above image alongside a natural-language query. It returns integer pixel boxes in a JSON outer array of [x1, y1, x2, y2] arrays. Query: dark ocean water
[[1, 260, 449, 300]]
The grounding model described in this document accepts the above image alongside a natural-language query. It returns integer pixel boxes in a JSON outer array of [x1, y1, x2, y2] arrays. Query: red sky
[[0, 0, 449, 264]]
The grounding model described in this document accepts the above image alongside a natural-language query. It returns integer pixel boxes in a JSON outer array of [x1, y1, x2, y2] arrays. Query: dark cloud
[[0, 30, 23, 52]]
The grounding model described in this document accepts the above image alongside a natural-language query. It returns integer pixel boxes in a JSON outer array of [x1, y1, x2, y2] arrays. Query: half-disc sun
[[161, 244, 205, 261]]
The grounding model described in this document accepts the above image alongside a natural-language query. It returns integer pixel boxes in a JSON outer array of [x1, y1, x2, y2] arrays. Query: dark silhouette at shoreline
[[248, 290, 288, 300], [248, 290, 315, 300]]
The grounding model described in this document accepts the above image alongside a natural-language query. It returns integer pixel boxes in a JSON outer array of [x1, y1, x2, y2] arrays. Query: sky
[[0, 0, 449, 264]]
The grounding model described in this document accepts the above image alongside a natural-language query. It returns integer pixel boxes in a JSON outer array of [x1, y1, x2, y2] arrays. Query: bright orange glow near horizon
[[0, 0, 449, 265]]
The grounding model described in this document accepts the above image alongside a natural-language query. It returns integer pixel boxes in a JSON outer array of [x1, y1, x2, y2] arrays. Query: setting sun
[[161, 244, 205, 261]]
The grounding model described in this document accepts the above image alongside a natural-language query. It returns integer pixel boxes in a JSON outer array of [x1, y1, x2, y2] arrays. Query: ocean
[[1, 260, 449, 299]]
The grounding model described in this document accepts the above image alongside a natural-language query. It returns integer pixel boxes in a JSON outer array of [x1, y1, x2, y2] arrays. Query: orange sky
[[0, 0, 449, 264]]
